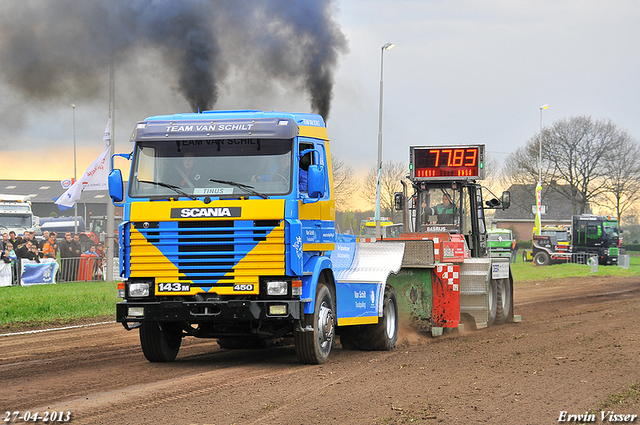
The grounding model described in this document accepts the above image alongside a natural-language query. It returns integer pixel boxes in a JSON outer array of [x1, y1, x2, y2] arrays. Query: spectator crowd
[[1, 230, 105, 284]]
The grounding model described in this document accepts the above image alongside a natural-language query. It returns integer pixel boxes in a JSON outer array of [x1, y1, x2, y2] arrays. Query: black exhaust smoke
[[0, 0, 347, 119]]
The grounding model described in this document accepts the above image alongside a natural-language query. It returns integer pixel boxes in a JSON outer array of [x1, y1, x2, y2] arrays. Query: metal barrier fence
[[618, 254, 630, 269], [2, 256, 121, 286], [55, 256, 105, 282], [10, 256, 105, 285], [565, 252, 599, 267], [564, 253, 599, 272]]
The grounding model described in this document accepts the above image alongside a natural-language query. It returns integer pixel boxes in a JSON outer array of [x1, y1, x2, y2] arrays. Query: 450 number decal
[[233, 284, 254, 291]]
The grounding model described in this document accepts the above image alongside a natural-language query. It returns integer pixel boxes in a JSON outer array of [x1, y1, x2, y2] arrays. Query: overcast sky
[[1, 0, 639, 182]]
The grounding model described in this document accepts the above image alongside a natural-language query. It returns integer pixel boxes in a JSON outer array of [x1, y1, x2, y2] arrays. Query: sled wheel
[[363, 285, 399, 351], [487, 278, 498, 327], [294, 283, 335, 364], [139, 321, 182, 362], [494, 278, 512, 325]]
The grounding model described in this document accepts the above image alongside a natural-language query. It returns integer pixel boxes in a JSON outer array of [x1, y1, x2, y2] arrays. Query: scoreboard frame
[[409, 145, 485, 181]]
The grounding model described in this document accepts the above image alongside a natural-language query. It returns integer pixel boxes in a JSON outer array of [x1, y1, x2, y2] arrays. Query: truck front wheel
[[533, 251, 550, 266], [139, 321, 182, 362], [294, 283, 335, 364]]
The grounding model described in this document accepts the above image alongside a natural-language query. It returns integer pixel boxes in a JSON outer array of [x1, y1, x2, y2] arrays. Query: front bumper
[[116, 299, 304, 325]]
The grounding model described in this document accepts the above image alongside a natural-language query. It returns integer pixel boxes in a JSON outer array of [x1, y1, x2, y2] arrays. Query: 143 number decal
[[158, 283, 190, 292]]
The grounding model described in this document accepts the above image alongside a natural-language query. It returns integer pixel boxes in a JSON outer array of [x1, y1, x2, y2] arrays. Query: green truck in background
[[487, 228, 514, 259]]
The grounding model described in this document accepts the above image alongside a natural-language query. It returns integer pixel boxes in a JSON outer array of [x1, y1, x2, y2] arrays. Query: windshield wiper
[[209, 179, 268, 199], [138, 180, 198, 201]]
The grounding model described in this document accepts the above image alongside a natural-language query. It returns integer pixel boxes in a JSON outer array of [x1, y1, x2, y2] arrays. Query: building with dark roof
[[0, 179, 121, 223], [493, 184, 588, 241]]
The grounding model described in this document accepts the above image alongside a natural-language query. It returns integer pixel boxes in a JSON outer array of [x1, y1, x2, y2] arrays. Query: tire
[[487, 278, 498, 327], [339, 285, 399, 351], [533, 251, 550, 266], [362, 285, 399, 350], [294, 283, 335, 364], [494, 278, 512, 325], [139, 321, 182, 362]]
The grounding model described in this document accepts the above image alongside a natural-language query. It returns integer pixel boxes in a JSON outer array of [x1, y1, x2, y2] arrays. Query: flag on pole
[[55, 119, 111, 208], [534, 181, 542, 235], [83, 118, 111, 191]]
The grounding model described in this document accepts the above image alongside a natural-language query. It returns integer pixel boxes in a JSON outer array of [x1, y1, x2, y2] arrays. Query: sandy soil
[[1, 275, 640, 424]]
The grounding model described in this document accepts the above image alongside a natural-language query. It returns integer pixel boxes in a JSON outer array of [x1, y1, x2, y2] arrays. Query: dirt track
[[1, 275, 640, 424]]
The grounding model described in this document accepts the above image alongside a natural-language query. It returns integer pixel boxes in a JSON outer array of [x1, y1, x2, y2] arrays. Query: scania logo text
[[170, 207, 242, 218]]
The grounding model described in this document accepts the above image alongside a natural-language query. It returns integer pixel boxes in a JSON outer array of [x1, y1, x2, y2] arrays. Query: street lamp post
[[539, 104, 548, 183], [375, 42, 395, 239], [72, 103, 78, 235]]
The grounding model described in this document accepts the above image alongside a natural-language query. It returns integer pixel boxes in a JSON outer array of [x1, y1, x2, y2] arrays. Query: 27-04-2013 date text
[[3, 411, 72, 423]]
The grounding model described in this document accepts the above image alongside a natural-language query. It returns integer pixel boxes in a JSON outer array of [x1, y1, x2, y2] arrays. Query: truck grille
[[128, 219, 284, 287]]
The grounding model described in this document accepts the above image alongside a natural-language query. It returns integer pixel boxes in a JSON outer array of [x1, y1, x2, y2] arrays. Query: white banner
[[0, 262, 12, 287]]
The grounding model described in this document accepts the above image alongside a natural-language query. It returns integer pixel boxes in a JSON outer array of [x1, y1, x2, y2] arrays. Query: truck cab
[[487, 228, 514, 259], [0, 195, 35, 236]]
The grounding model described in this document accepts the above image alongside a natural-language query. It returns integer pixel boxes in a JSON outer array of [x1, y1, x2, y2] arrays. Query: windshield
[[129, 139, 293, 198], [0, 215, 32, 229], [603, 222, 619, 237], [541, 230, 569, 242], [488, 233, 511, 242], [0, 205, 31, 213]]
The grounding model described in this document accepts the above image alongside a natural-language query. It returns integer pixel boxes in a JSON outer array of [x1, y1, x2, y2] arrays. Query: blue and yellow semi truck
[[109, 110, 405, 364]]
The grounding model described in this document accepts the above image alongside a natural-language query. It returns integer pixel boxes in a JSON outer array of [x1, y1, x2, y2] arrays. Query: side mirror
[[307, 164, 325, 198], [108, 169, 124, 203], [394, 192, 404, 211], [501, 191, 511, 209]]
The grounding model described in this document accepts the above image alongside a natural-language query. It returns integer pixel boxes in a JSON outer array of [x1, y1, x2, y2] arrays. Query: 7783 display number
[[4, 411, 71, 422]]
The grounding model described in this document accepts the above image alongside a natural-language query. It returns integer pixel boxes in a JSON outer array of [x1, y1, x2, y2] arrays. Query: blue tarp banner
[[20, 259, 59, 286]]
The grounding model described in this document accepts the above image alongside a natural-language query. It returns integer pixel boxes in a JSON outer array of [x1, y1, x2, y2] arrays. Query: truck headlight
[[266, 280, 288, 296], [129, 283, 150, 297]]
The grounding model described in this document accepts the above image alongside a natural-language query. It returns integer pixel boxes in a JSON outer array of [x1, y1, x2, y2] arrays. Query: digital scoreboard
[[409, 145, 485, 180]]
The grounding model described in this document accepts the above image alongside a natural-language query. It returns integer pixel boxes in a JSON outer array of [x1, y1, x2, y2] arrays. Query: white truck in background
[[0, 195, 35, 236]]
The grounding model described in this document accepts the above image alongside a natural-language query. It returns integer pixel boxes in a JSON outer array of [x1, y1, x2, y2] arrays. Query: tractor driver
[[426, 193, 458, 224]]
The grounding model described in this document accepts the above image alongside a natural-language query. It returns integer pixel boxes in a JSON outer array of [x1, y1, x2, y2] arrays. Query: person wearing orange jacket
[[42, 232, 58, 259]]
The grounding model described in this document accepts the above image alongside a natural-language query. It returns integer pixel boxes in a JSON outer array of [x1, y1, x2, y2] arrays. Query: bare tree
[[361, 160, 407, 222], [597, 131, 640, 226], [331, 154, 358, 211], [504, 116, 622, 215]]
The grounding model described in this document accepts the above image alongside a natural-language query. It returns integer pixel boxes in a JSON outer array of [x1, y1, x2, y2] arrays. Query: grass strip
[[0, 281, 119, 326], [511, 255, 640, 283]]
